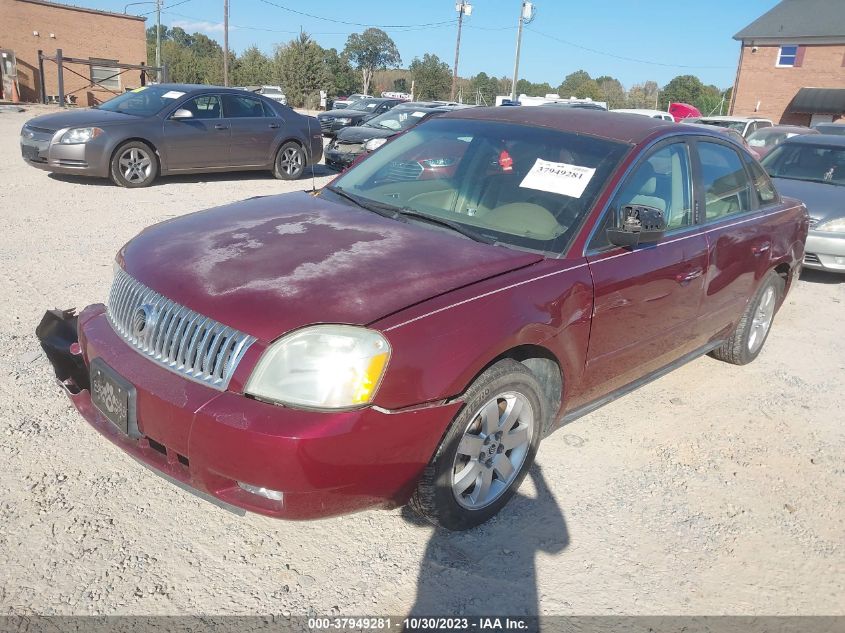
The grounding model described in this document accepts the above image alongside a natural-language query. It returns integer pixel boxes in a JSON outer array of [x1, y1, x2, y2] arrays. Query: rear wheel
[[709, 270, 784, 365], [409, 359, 544, 531], [273, 141, 305, 180], [110, 141, 157, 188]]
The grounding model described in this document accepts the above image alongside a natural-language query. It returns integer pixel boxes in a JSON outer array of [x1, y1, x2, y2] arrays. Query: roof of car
[[697, 115, 771, 122], [781, 134, 845, 147], [611, 108, 671, 116], [148, 83, 263, 95], [754, 125, 817, 133], [440, 106, 679, 145]]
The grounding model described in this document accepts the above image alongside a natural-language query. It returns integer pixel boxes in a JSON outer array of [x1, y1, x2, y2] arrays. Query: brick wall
[[0, 0, 147, 105], [731, 43, 845, 125]]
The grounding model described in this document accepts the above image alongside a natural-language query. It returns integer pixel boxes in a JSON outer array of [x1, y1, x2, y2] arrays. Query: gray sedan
[[20, 84, 323, 187], [761, 135, 845, 273]]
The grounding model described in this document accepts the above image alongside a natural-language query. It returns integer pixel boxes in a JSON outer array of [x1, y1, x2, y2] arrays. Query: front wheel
[[273, 141, 305, 180], [110, 141, 158, 188], [409, 359, 545, 531], [709, 270, 785, 365]]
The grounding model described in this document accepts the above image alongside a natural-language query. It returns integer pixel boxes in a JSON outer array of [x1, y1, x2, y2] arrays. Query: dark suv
[[317, 98, 405, 137]]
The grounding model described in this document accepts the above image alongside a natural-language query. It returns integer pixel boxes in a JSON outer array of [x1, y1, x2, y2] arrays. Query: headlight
[[364, 137, 387, 151], [815, 217, 845, 233], [336, 118, 352, 125], [59, 127, 103, 144], [244, 325, 391, 409]]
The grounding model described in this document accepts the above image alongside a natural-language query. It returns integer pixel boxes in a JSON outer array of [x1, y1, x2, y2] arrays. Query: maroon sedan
[[37, 109, 808, 530]]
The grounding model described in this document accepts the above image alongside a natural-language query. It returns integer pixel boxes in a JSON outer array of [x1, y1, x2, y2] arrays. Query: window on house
[[90, 59, 121, 90], [777, 45, 798, 67]]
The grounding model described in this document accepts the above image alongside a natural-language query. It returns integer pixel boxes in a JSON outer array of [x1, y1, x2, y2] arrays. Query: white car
[[691, 115, 773, 139], [253, 86, 287, 106], [612, 108, 675, 122], [332, 93, 373, 109]]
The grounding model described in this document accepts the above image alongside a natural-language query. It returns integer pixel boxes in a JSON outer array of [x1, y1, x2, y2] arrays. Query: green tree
[[409, 53, 451, 100], [660, 74, 705, 109], [558, 69, 592, 97], [468, 72, 498, 106], [626, 80, 659, 108], [393, 77, 408, 93], [275, 32, 328, 108], [596, 75, 626, 109], [323, 48, 358, 97], [343, 28, 401, 95], [146, 25, 224, 84], [233, 46, 273, 86]]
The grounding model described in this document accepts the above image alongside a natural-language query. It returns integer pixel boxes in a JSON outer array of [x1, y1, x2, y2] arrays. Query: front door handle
[[675, 267, 703, 284], [213, 123, 227, 130], [268, 123, 280, 129], [752, 242, 771, 255]]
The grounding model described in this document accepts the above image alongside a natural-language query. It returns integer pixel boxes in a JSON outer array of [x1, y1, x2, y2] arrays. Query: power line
[[256, 0, 454, 29], [136, 0, 192, 17], [525, 27, 732, 70]]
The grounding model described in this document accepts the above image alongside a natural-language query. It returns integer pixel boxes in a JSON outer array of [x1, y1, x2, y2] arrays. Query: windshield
[[814, 124, 845, 136], [347, 99, 383, 111], [747, 128, 798, 148], [329, 118, 629, 253], [96, 85, 188, 117], [762, 143, 845, 186], [366, 108, 431, 131], [700, 119, 747, 132]]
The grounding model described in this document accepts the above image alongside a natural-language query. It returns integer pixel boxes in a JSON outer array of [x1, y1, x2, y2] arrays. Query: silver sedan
[[20, 84, 323, 187]]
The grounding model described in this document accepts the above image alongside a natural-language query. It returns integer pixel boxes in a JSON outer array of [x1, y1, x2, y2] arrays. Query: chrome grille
[[384, 160, 424, 181], [804, 253, 821, 265], [107, 268, 256, 390], [319, 117, 333, 132]]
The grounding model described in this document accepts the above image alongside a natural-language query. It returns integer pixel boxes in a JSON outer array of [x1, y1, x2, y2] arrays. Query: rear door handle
[[269, 123, 280, 129], [752, 242, 771, 255], [213, 123, 228, 130], [675, 267, 703, 284]]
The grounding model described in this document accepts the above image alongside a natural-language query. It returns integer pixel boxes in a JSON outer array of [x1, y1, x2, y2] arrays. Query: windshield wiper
[[393, 208, 495, 244], [324, 185, 398, 218]]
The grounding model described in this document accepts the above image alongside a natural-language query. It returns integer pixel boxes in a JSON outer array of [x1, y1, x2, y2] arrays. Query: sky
[[55, 0, 779, 89]]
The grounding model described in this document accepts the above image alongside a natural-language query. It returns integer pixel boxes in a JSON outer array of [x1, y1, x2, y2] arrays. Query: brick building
[[0, 0, 147, 105], [730, 0, 845, 126]]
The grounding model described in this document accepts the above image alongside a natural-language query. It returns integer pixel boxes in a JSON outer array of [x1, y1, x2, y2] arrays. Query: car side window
[[182, 95, 221, 120], [698, 142, 753, 221], [744, 155, 778, 205], [222, 94, 267, 118], [588, 142, 693, 250]]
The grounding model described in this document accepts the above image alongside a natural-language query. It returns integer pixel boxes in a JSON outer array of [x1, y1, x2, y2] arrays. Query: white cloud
[[170, 19, 234, 34]]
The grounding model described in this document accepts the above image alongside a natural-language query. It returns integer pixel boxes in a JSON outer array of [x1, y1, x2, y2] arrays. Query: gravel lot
[[0, 105, 843, 618]]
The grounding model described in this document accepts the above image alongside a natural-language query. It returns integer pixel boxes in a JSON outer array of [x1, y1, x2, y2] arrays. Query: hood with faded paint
[[119, 192, 543, 342], [773, 177, 845, 225], [24, 108, 148, 132]]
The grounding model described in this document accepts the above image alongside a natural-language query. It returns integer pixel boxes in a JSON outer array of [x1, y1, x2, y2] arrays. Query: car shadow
[[799, 268, 844, 284], [46, 164, 337, 188], [403, 464, 569, 621]]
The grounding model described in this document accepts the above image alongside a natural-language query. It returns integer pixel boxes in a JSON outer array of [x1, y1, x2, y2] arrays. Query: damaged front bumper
[[35, 307, 460, 520]]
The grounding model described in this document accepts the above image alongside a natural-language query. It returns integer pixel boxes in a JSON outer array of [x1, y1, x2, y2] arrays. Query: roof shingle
[[734, 0, 845, 41]]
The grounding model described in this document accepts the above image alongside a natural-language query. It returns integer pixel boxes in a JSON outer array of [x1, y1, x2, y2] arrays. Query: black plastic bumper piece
[[35, 308, 89, 393]]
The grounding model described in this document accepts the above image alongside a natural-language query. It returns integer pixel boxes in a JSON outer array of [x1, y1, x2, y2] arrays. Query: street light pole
[[451, 2, 472, 102], [155, 0, 161, 82], [223, 0, 229, 86], [510, 1, 534, 104]]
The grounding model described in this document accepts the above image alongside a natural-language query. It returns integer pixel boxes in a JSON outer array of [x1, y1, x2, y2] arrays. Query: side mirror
[[607, 205, 667, 248], [171, 108, 194, 120]]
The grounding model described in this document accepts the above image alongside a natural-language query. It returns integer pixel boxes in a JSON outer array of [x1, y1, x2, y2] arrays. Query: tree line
[[148, 26, 731, 114]]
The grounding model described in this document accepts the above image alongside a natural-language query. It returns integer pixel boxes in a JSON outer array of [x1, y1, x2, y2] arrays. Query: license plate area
[[90, 358, 140, 438], [21, 144, 40, 160]]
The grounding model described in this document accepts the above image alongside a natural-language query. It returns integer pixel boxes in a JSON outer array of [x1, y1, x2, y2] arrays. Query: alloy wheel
[[451, 391, 534, 510], [278, 147, 303, 176], [118, 147, 153, 184], [748, 285, 776, 353]]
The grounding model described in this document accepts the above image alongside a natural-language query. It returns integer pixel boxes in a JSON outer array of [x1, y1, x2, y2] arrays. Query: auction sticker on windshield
[[520, 158, 596, 198], [161, 91, 186, 99]]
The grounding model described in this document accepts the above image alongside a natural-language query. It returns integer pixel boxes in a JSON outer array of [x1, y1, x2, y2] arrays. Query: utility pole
[[223, 0, 229, 86], [510, 1, 534, 104], [451, 2, 472, 101], [155, 0, 161, 82]]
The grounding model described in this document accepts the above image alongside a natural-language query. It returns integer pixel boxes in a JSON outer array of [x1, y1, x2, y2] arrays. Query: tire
[[409, 359, 545, 531], [709, 270, 785, 365], [110, 141, 158, 188], [273, 141, 306, 180]]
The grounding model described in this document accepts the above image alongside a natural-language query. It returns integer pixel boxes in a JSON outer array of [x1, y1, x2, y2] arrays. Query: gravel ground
[[0, 105, 843, 618]]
